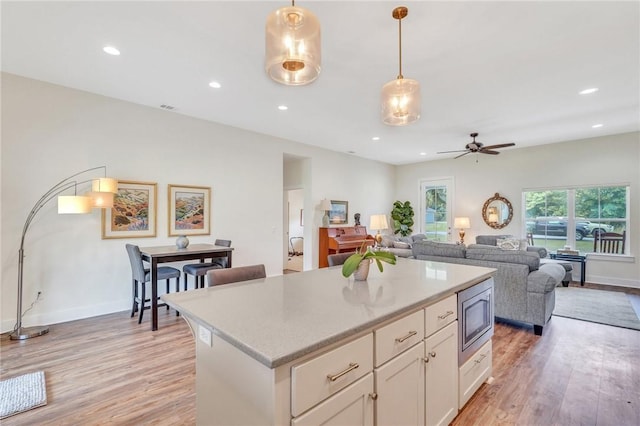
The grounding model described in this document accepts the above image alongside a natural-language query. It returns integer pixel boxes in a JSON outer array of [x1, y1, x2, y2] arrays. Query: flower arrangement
[[342, 242, 397, 279]]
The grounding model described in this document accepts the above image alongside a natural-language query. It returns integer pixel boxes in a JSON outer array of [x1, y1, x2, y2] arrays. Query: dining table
[[139, 243, 234, 331]]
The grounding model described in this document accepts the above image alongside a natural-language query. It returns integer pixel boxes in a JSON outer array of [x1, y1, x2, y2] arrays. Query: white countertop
[[162, 258, 495, 368]]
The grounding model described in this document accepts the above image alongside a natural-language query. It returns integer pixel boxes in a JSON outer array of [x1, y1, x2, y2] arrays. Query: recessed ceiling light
[[278, 105, 288, 111], [420, 152, 427, 156], [372, 136, 380, 141], [592, 123, 603, 128], [208, 81, 221, 89], [579, 88, 599, 95], [103, 46, 120, 56]]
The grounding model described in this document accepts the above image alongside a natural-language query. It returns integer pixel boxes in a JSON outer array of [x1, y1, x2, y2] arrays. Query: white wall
[[396, 132, 640, 288], [1, 73, 395, 331]]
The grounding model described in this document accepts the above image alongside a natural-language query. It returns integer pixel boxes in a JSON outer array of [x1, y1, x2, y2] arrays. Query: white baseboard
[[1, 298, 130, 334], [586, 274, 640, 289]]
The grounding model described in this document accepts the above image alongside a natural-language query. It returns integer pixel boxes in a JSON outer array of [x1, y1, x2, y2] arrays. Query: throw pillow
[[519, 239, 528, 251], [393, 241, 411, 249], [496, 238, 521, 250]]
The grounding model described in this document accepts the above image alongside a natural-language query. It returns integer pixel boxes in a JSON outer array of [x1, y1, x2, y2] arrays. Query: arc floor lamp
[[10, 166, 118, 340]]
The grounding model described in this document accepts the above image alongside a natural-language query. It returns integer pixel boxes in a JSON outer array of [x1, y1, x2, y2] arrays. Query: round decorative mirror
[[482, 193, 513, 229]]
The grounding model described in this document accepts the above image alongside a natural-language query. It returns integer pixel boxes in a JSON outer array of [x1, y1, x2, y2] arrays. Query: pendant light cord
[[398, 15, 403, 79]]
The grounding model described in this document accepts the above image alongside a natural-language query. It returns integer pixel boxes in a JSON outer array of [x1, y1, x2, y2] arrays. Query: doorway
[[286, 188, 304, 272]]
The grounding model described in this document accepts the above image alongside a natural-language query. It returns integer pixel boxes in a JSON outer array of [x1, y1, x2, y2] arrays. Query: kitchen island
[[163, 258, 495, 425]]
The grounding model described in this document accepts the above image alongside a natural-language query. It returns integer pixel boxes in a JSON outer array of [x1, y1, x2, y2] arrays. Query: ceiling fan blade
[[481, 143, 516, 150], [437, 149, 468, 154], [480, 149, 500, 155], [454, 151, 472, 159]]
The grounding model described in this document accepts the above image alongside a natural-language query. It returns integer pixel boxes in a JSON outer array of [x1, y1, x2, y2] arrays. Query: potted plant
[[391, 200, 414, 237], [342, 242, 397, 280]]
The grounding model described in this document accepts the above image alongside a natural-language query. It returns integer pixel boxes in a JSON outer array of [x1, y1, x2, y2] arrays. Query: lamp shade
[[87, 191, 114, 208], [265, 3, 321, 85], [58, 195, 92, 214], [488, 213, 499, 223], [381, 78, 421, 126], [92, 177, 118, 193], [370, 214, 389, 231], [320, 199, 332, 210], [454, 217, 471, 229]]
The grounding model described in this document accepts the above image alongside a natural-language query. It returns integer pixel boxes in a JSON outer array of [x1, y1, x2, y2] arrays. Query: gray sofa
[[475, 234, 573, 285], [412, 240, 566, 335], [378, 233, 426, 258]]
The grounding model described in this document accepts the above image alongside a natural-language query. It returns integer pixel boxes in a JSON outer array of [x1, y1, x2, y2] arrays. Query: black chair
[[182, 239, 232, 290], [207, 264, 266, 287], [327, 252, 352, 267], [126, 244, 181, 324], [593, 231, 626, 254]]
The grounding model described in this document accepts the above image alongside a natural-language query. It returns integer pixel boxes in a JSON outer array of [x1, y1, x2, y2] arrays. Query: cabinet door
[[291, 373, 374, 426], [424, 321, 459, 426], [375, 342, 425, 426]]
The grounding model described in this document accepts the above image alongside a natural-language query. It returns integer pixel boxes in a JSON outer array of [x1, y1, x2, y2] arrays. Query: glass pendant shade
[[265, 4, 321, 85], [58, 195, 92, 214], [87, 191, 115, 208], [92, 177, 118, 193], [381, 78, 421, 126]]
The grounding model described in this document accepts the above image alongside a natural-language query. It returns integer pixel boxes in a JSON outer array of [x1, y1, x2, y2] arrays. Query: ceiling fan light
[[265, 3, 321, 86], [381, 78, 421, 126]]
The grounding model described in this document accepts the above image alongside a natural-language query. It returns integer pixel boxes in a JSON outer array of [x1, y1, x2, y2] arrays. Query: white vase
[[175, 235, 189, 249], [353, 259, 371, 281]]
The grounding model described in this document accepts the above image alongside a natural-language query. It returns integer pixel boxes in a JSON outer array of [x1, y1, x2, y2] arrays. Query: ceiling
[[2, 1, 639, 165]]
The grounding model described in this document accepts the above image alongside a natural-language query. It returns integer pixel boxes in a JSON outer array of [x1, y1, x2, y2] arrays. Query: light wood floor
[[2, 296, 639, 425]]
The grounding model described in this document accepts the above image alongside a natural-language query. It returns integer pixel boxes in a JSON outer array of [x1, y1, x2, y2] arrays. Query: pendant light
[[265, 1, 321, 86], [381, 6, 421, 126]]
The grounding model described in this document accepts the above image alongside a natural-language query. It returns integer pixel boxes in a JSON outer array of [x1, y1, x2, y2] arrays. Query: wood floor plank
[[2, 296, 639, 425]]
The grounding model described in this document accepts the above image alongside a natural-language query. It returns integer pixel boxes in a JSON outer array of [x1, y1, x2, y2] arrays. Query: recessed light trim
[[592, 123, 603, 128], [579, 88, 599, 95], [209, 81, 221, 89], [372, 136, 380, 141], [419, 152, 427, 156], [278, 105, 288, 111], [103, 46, 120, 56]]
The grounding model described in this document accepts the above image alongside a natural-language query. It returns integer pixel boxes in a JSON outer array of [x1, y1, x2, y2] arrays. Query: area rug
[[553, 287, 640, 331], [0, 371, 47, 419]]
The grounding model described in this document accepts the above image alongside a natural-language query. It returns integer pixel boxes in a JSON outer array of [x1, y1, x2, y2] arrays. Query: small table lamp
[[454, 217, 470, 244], [320, 199, 332, 227], [370, 214, 389, 247]]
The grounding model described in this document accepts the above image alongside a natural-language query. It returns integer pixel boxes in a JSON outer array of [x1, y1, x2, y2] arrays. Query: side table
[[550, 252, 587, 286]]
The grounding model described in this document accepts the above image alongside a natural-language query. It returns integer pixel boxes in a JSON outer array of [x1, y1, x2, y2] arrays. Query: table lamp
[[454, 217, 471, 244], [320, 199, 332, 227], [370, 214, 389, 247]]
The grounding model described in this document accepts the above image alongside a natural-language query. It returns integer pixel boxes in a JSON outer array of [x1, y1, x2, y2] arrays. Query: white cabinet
[[375, 342, 425, 426], [292, 373, 374, 426], [459, 339, 492, 409], [424, 321, 459, 426]]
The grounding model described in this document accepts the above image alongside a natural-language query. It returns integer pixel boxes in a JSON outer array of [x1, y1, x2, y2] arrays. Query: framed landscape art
[[102, 180, 157, 239], [168, 184, 211, 236], [329, 200, 348, 225]]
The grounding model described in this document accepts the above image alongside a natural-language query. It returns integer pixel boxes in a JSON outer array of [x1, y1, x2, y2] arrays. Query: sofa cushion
[[475, 235, 514, 246], [411, 240, 466, 258], [393, 241, 411, 249], [466, 245, 541, 272], [380, 235, 397, 248], [496, 238, 521, 250], [411, 234, 427, 242]]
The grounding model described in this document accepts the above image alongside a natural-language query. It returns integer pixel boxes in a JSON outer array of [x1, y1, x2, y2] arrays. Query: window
[[524, 185, 629, 254], [420, 178, 453, 242]]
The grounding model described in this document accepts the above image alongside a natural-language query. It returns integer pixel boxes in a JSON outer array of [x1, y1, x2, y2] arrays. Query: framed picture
[[102, 180, 157, 239], [168, 184, 211, 236], [329, 200, 348, 225]]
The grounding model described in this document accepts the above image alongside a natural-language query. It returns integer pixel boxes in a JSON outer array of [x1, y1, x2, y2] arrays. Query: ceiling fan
[[438, 133, 516, 159]]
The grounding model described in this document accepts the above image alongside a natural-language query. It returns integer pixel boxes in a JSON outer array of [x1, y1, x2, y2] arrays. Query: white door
[[420, 178, 454, 242]]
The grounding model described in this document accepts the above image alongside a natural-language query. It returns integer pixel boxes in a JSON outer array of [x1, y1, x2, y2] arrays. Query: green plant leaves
[[341, 249, 397, 278], [391, 200, 415, 236]]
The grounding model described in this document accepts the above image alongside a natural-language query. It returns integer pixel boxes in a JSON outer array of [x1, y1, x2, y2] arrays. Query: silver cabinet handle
[[429, 351, 436, 358], [395, 330, 417, 343], [327, 362, 359, 382], [437, 310, 454, 320], [423, 357, 430, 363], [474, 354, 486, 364], [369, 392, 378, 400]]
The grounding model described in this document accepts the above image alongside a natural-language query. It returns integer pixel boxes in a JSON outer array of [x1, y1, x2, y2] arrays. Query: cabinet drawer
[[425, 294, 457, 337], [459, 339, 492, 409], [375, 310, 424, 367], [291, 334, 373, 417]]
